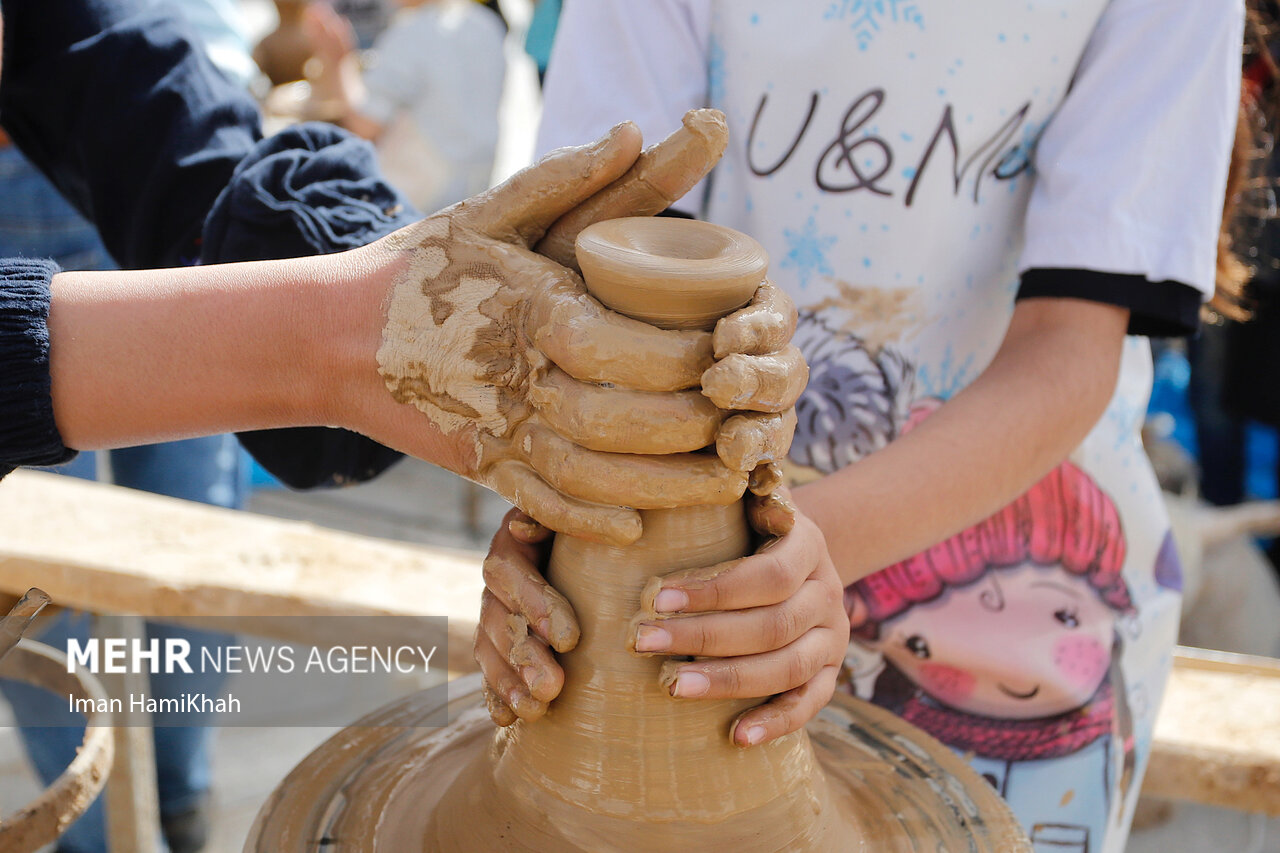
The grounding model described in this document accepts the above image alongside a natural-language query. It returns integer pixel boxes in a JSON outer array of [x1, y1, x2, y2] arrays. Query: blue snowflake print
[[780, 216, 838, 289], [824, 0, 925, 51], [708, 35, 727, 110], [915, 343, 976, 400], [1105, 394, 1144, 451]]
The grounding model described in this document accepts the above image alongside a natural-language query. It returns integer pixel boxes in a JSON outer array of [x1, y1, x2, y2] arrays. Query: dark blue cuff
[[0, 258, 76, 477], [202, 123, 418, 489], [202, 122, 419, 263]]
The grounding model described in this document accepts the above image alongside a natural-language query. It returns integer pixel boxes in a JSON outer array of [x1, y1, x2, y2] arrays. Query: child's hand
[[475, 497, 850, 746], [631, 490, 848, 747]]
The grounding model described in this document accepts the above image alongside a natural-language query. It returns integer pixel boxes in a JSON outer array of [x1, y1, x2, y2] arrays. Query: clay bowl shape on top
[[575, 217, 768, 331]]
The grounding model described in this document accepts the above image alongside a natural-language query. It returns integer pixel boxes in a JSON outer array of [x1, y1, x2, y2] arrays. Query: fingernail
[[634, 624, 672, 653], [521, 666, 541, 692], [672, 670, 710, 698], [653, 588, 689, 613], [537, 618, 552, 640], [745, 725, 766, 745]]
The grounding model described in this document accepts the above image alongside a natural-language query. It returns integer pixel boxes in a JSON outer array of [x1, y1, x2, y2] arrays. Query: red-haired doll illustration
[[846, 457, 1137, 852]]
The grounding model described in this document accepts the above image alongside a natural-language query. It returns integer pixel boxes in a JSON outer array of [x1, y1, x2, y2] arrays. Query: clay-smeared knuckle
[[700, 356, 755, 409], [770, 409, 799, 457], [704, 349, 809, 413], [718, 412, 793, 472], [483, 682, 518, 727], [526, 425, 745, 509], [712, 281, 799, 358], [533, 369, 720, 455], [715, 414, 764, 472], [748, 462, 784, 497]]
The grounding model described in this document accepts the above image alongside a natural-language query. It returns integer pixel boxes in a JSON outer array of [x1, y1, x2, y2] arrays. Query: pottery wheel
[[246, 673, 1028, 852]]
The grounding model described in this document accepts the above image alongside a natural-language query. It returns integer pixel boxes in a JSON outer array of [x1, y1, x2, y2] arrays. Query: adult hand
[[477, 493, 849, 746], [349, 113, 802, 544]]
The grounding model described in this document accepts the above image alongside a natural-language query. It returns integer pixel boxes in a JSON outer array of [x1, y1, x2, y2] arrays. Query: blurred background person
[[303, 0, 506, 213]]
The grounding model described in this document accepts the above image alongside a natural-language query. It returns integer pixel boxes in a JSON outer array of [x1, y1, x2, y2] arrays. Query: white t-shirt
[[539, 3, 1242, 851], [363, 0, 505, 212]]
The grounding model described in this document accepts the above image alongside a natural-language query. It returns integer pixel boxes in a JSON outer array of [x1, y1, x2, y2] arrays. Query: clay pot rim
[[575, 217, 768, 292]]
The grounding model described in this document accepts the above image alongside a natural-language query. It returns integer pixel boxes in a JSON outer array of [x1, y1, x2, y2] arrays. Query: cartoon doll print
[[787, 310, 1141, 851], [844, 458, 1138, 852]]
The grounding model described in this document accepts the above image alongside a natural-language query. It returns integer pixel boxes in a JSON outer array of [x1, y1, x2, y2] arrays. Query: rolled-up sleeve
[[0, 259, 74, 478]]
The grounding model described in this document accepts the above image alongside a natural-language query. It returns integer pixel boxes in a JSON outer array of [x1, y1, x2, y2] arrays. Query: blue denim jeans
[[0, 145, 114, 271], [0, 146, 246, 852], [1, 440, 247, 853]]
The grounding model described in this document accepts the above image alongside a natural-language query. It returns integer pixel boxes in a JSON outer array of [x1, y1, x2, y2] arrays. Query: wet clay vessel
[[246, 218, 1030, 851]]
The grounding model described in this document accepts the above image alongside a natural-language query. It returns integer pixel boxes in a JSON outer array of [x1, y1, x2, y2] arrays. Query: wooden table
[[1, 468, 1278, 845], [0, 470, 486, 851]]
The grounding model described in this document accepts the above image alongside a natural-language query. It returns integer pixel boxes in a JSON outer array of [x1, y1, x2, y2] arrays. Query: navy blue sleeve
[[0, 258, 74, 478], [0, 0, 262, 269], [0, 3, 417, 489], [202, 123, 419, 490]]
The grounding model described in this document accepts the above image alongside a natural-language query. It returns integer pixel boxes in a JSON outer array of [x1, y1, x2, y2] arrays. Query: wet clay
[[534, 110, 730, 272], [373, 116, 796, 546], [246, 676, 1030, 852], [575, 217, 767, 330], [250, 217, 1028, 851]]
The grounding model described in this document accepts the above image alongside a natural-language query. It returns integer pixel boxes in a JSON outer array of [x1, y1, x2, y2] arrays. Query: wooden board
[[1142, 647, 1280, 815], [0, 470, 485, 674]]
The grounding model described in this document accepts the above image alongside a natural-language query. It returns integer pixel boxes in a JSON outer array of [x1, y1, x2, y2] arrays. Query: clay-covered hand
[[477, 495, 849, 745], [361, 114, 802, 545], [475, 509, 568, 725]]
